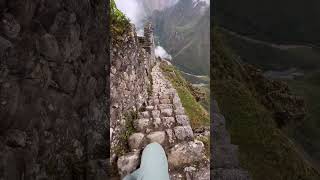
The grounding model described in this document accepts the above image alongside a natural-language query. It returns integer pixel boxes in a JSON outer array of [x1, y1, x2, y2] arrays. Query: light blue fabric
[[123, 143, 170, 180]]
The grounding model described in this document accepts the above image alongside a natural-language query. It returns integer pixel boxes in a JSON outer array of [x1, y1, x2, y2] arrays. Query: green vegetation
[[114, 111, 137, 156], [160, 63, 209, 128], [212, 29, 320, 180], [287, 72, 320, 165], [111, 0, 130, 35], [153, 3, 210, 75]]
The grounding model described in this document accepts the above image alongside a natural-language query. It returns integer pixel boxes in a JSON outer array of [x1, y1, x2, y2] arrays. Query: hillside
[[220, 27, 320, 71], [150, 0, 210, 75], [212, 28, 320, 180], [214, 0, 320, 45]]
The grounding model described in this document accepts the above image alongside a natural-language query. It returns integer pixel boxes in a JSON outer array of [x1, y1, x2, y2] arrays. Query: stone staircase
[[117, 63, 209, 179], [212, 98, 251, 180]]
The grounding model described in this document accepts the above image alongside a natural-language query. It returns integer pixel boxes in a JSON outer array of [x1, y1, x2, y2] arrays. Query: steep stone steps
[[212, 98, 251, 180], [117, 63, 209, 179]]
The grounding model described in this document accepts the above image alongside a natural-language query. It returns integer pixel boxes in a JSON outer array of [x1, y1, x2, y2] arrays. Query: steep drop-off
[[151, 0, 210, 75], [212, 28, 320, 180]]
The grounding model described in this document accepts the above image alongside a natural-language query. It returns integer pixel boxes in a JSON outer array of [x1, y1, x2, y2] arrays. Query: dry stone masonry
[[117, 63, 210, 179], [111, 22, 209, 179], [110, 23, 156, 175], [0, 0, 107, 179]]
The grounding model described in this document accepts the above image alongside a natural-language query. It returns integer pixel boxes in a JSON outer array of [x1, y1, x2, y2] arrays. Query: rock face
[[116, 63, 209, 179], [212, 97, 251, 180], [110, 23, 156, 172], [0, 1, 107, 179]]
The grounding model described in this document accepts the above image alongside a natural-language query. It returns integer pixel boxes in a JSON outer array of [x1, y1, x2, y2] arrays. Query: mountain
[[214, 0, 320, 45], [150, 0, 210, 75], [139, 0, 179, 14]]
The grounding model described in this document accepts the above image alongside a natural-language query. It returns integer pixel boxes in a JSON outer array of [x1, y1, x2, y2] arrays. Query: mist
[[115, 0, 146, 29], [115, 0, 180, 30], [155, 46, 172, 60]]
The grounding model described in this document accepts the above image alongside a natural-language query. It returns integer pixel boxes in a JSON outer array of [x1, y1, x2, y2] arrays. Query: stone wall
[[0, 0, 107, 179], [110, 23, 156, 173]]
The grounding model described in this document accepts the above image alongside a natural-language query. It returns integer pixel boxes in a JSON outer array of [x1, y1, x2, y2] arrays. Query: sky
[[115, 0, 146, 29]]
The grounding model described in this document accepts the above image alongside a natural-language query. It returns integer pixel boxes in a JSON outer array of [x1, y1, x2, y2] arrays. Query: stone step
[[167, 140, 206, 169], [213, 168, 251, 180]]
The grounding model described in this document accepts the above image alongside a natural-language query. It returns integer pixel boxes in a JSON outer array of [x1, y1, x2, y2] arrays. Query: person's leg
[[139, 142, 170, 180], [123, 143, 170, 180], [123, 168, 142, 180]]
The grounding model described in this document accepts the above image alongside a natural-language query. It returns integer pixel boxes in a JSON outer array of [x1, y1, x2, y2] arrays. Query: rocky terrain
[[110, 18, 211, 179], [0, 0, 107, 179], [117, 62, 210, 179]]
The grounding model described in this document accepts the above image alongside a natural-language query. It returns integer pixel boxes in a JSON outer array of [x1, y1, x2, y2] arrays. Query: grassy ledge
[[160, 62, 209, 128]]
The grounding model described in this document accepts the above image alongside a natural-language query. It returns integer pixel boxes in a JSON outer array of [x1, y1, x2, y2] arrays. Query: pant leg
[[123, 143, 170, 180]]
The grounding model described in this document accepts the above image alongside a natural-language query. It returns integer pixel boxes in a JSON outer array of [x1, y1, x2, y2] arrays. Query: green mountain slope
[[151, 0, 210, 75], [212, 28, 320, 180]]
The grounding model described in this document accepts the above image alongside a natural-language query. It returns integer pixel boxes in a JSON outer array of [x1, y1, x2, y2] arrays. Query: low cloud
[[115, 0, 146, 29], [115, 0, 180, 30], [155, 46, 172, 60]]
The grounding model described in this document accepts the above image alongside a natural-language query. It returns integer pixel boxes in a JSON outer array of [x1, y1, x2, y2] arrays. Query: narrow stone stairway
[[117, 63, 209, 180]]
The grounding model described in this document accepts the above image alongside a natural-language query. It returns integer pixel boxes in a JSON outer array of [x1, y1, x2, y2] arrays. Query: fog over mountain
[[115, 0, 210, 75], [115, 0, 179, 29]]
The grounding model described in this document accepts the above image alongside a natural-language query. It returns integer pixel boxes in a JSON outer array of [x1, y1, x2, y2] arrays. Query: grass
[[287, 72, 320, 164], [110, 0, 130, 36], [160, 63, 209, 128], [114, 111, 137, 157]]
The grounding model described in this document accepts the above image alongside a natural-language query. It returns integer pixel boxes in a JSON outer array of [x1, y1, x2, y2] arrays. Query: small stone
[[166, 129, 176, 144], [1, 13, 20, 38], [158, 104, 173, 110], [168, 141, 205, 168], [160, 98, 171, 104], [39, 33, 59, 60], [146, 131, 166, 145], [48, 104, 54, 111], [176, 115, 190, 126], [162, 117, 175, 128], [153, 118, 162, 129], [174, 107, 185, 115], [133, 119, 150, 132], [6, 129, 27, 147], [117, 151, 140, 178], [128, 133, 145, 151], [174, 126, 194, 140], [146, 106, 154, 111], [0, 36, 12, 53], [139, 111, 150, 118], [151, 110, 160, 118], [154, 99, 160, 105], [161, 109, 173, 117]]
